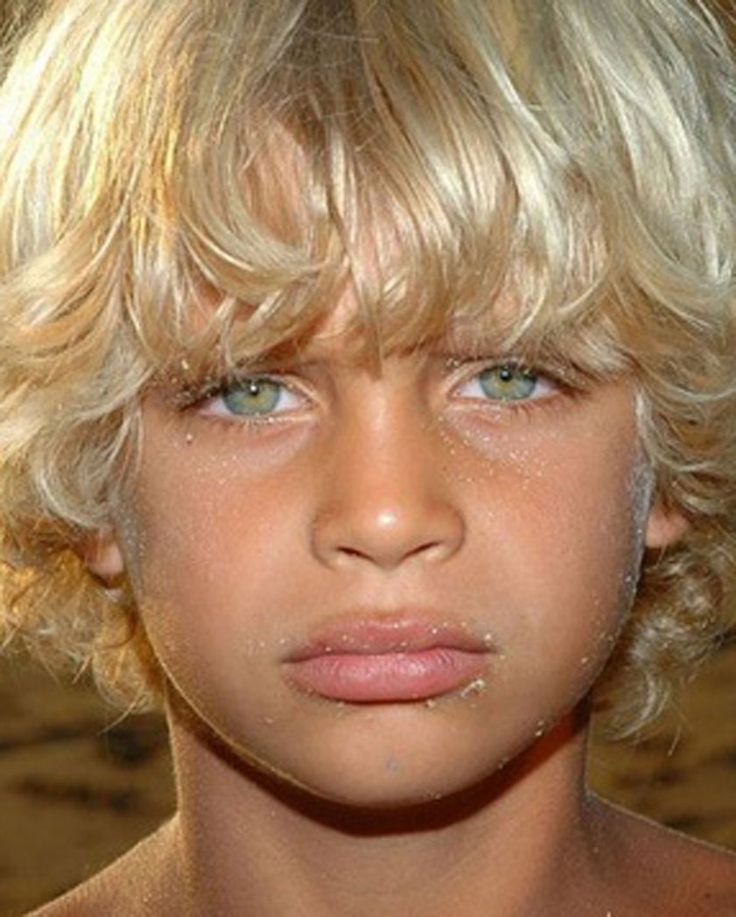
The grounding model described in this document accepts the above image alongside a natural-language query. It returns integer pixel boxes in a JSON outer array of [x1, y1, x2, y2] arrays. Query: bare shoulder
[[591, 796, 736, 916], [27, 819, 181, 917]]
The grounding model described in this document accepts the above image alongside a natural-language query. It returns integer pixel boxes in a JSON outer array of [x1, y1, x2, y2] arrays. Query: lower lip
[[284, 648, 488, 702]]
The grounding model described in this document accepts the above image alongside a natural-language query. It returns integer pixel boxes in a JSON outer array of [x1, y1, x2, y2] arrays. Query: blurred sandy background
[[0, 633, 734, 915], [0, 0, 735, 913]]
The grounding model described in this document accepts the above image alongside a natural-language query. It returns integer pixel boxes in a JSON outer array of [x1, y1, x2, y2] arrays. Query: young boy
[[1, 0, 736, 914]]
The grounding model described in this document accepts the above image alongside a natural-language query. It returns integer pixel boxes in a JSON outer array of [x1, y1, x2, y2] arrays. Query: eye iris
[[479, 366, 537, 401], [223, 379, 281, 415]]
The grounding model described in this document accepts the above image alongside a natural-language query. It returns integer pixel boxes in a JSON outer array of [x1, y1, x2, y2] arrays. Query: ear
[[645, 498, 689, 549], [80, 527, 125, 581]]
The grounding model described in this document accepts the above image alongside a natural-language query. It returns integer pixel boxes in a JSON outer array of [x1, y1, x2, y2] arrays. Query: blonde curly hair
[[1, 0, 735, 735]]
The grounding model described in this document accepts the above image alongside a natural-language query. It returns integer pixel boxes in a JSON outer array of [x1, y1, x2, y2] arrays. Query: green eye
[[222, 379, 284, 416], [477, 365, 538, 401]]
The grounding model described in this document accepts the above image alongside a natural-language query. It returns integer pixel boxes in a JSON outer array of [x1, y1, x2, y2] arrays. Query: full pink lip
[[283, 615, 493, 703]]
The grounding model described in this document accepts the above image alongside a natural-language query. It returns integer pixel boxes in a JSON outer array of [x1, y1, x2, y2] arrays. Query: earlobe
[[81, 528, 126, 581], [645, 500, 689, 549]]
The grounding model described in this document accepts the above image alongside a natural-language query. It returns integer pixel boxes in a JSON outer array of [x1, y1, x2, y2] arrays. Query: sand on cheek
[[447, 388, 651, 699]]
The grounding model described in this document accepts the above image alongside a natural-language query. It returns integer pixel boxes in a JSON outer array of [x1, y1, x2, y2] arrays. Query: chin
[[266, 716, 575, 815], [246, 723, 515, 812]]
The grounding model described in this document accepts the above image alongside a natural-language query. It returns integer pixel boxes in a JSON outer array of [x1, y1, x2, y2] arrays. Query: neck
[[162, 701, 605, 917]]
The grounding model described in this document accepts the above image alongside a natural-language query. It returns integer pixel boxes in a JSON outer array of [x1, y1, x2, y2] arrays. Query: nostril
[[337, 545, 370, 560], [408, 540, 446, 559], [335, 539, 442, 564]]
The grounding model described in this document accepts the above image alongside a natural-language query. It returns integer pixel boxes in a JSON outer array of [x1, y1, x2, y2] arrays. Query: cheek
[[455, 417, 652, 684], [129, 417, 309, 588], [118, 465, 315, 768], [508, 439, 648, 591], [118, 430, 312, 687]]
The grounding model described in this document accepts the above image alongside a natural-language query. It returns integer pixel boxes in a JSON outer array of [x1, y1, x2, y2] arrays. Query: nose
[[310, 397, 465, 572]]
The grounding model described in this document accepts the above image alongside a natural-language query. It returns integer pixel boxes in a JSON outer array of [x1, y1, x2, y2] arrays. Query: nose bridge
[[310, 381, 465, 570]]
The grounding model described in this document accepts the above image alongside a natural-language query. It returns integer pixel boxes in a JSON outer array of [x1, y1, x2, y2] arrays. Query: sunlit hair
[[0, 0, 735, 735]]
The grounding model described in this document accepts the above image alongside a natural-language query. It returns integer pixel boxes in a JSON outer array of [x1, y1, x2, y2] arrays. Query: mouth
[[283, 614, 494, 703]]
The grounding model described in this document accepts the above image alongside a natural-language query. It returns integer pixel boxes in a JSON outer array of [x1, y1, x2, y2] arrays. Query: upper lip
[[285, 612, 494, 662]]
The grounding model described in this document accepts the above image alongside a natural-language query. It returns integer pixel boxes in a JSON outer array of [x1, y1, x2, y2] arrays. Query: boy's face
[[99, 303, 683, 806]]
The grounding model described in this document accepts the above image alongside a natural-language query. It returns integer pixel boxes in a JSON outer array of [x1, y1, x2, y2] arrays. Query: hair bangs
[[124, 0, 630, 375]]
